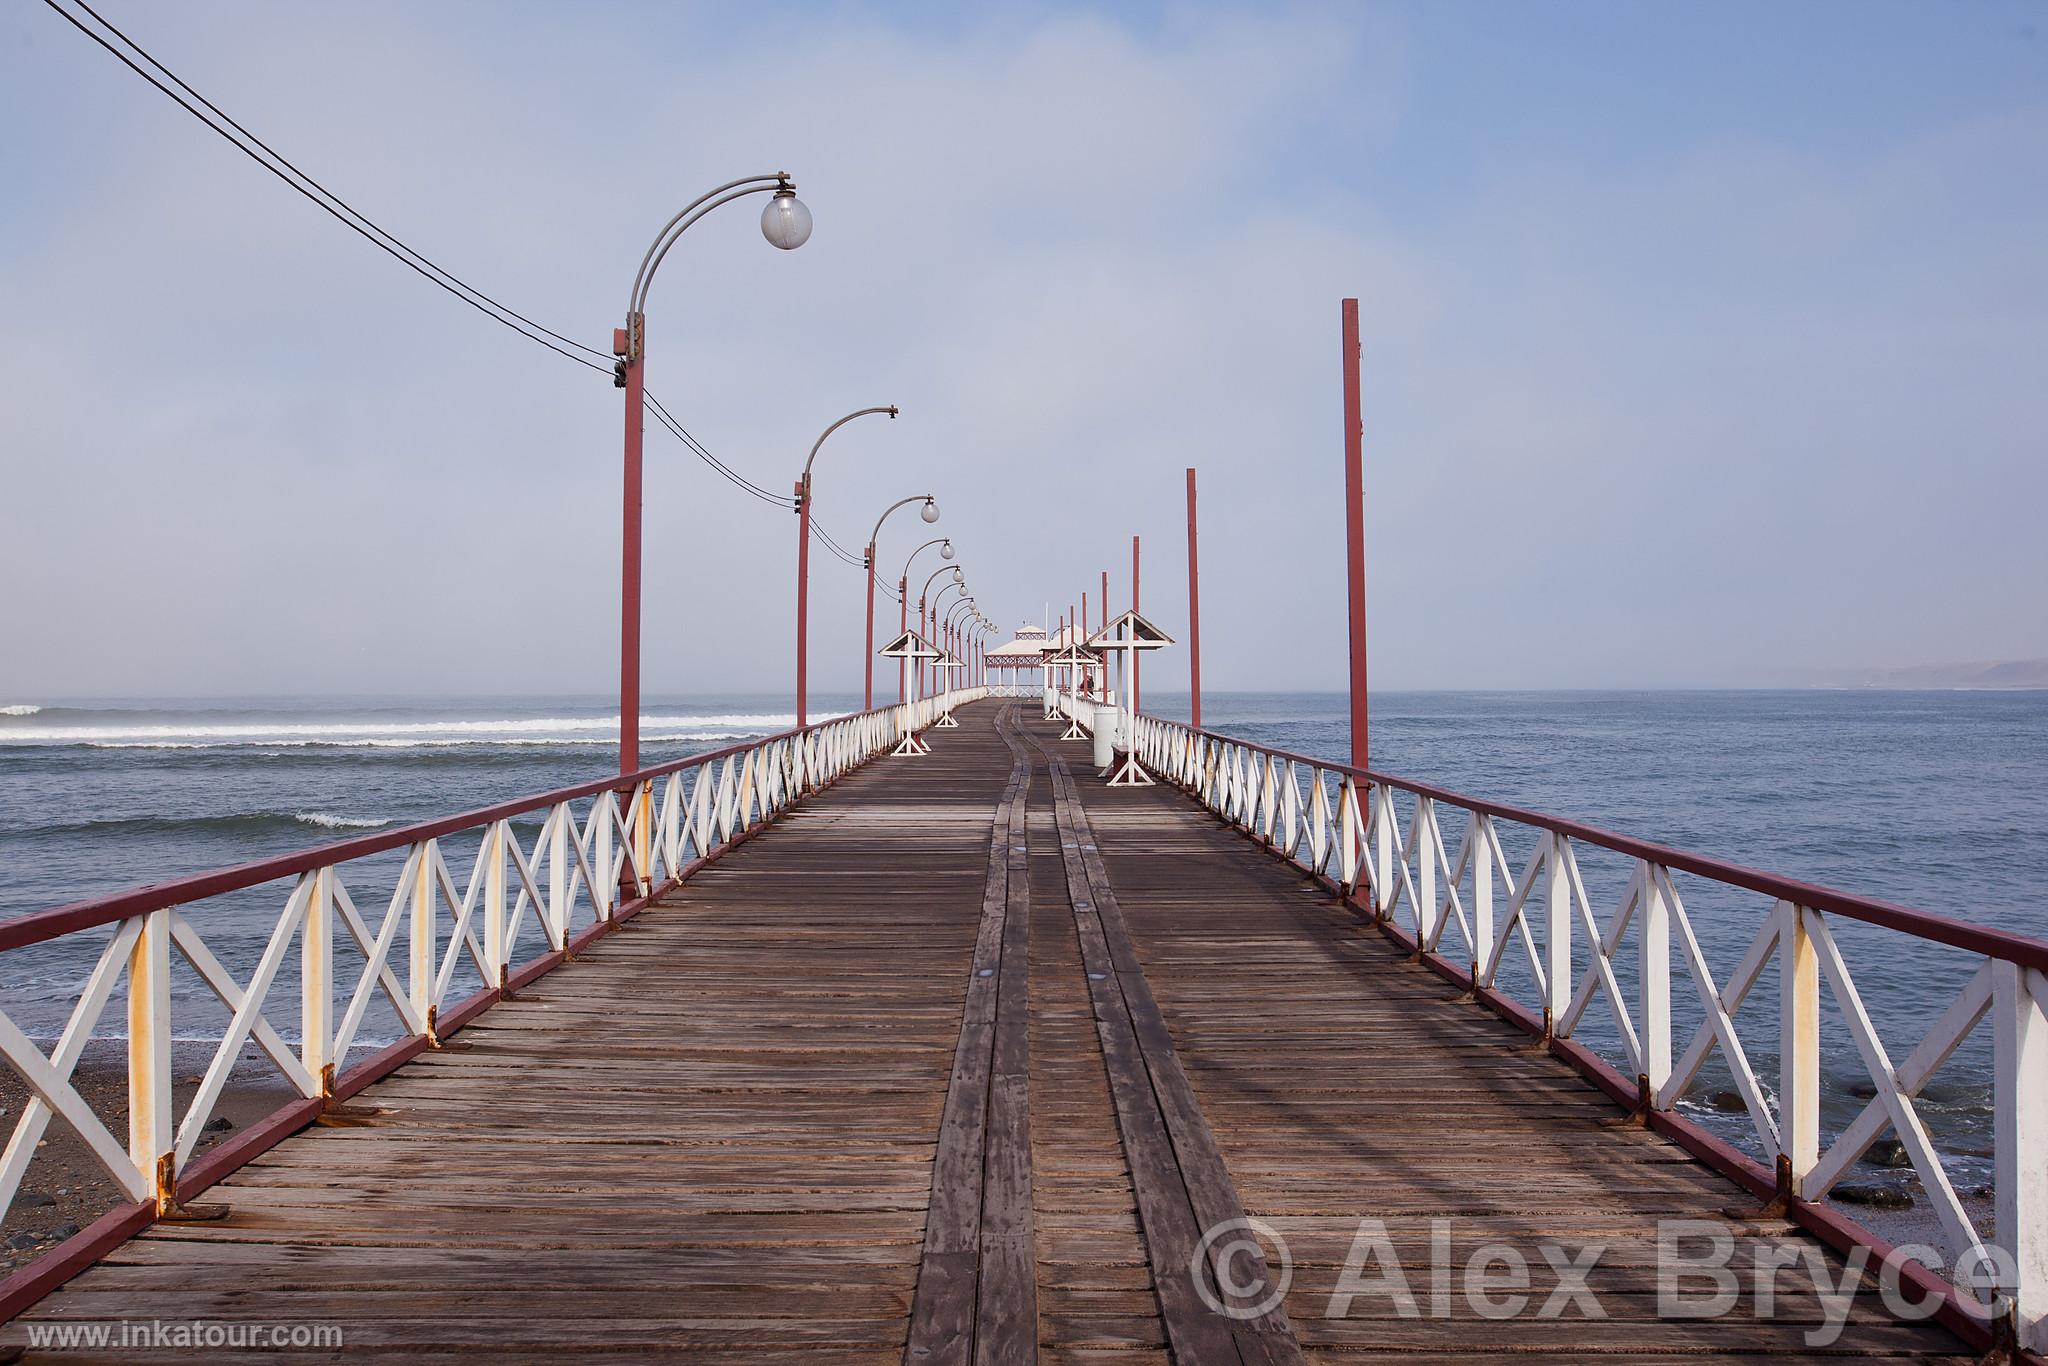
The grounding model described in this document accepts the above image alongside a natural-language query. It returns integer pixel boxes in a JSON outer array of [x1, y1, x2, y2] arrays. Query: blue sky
[[1, 1, 2043, 695]]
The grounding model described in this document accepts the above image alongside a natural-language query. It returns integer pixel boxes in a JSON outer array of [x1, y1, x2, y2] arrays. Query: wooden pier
[[0, 702, 1988, 1360]]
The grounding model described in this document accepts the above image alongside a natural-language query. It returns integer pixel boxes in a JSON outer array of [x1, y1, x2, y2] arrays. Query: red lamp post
[[793, 406, 897, 727], [898, 538, 952, 703], [863, 496, 939, 711], [919, 564, 964, 698], [616, 173, 811, 776]]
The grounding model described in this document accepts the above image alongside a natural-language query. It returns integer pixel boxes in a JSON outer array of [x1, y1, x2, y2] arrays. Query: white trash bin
[[1090, 705, 1119, 771]]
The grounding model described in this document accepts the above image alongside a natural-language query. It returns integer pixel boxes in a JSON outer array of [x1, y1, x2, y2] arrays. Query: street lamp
[[899, 538, 952, 703], [919, 564, 965, 700], [932, 579, 968, 672], [864, 495, 939, 710], [615, 172, 811, 776], [794, 406, 898, 726], [946, 598, 976, 675]]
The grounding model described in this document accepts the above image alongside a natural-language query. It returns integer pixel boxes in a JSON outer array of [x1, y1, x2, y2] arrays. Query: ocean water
[[2, 688, 2044, 1196], [1143, 688, 2048, 1195]]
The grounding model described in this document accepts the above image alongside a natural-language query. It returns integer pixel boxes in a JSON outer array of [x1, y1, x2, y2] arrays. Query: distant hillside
[[1806, 659, 2048, 690]]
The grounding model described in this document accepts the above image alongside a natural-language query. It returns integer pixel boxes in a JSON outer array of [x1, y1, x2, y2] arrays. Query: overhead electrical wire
[[46, 0, 917, 583], [643, 394, 782, 506], [41, 0, 611, 374]]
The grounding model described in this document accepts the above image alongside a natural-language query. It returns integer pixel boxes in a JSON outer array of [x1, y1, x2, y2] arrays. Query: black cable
[[811, 523, 869, 568], [641, 395, 894, 574], [641, 398, 784, 507], [44, 0, 911, 570], [74, 0, 614, 365], [644, 393, 785, 504], [42, 0, 610, 375]]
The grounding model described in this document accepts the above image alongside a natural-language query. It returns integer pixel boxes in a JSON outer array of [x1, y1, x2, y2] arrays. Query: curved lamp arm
[[932, 581, 967, 618], [922, 564, 964, 602], [866, 495, 938, 566], [900, 537, 952, 584], [799, 406, 899, 505], [624, 173, 805, 359]]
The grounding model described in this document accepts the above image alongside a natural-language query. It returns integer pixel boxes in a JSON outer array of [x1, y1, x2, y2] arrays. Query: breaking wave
[[22, 811, 395, 839], [294, 811, 392, 830], [0, 711, 814, 749], [0, 704, 42, 716]]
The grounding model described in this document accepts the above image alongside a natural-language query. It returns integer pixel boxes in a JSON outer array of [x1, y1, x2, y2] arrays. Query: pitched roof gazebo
[[878, 629, 943, 755], [1086, 609, 1174, 786], [1045, 639, 1099, 740], [928, 653, 966, 727], [984, 623, 1051, 697]]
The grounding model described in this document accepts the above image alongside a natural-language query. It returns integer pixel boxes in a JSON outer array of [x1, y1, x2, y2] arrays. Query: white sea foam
[[0, 704, 42, 716], [294, 812, 392, 830], [3, 710, 824, 748]]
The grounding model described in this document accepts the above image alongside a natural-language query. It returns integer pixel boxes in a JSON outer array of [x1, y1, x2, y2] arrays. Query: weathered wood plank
[[905, 703, 1038, 1364], [1028, 726, 1305, 1365]]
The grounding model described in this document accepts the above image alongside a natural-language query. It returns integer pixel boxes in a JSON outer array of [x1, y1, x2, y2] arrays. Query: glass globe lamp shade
[[761, 192, 813, 251], [921, 500, 940, 524]]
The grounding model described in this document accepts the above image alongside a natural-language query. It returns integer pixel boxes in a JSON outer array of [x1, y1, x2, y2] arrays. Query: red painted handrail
[[0, 705, 893, 954], [1158, 717, 2048, 972]]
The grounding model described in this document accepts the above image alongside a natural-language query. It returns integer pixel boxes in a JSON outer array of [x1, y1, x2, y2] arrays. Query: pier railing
[[0, 686, 985, 1288], [1067, 699, 2046, 1354]]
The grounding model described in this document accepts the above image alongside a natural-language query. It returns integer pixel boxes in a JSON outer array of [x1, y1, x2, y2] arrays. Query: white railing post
[[1779, 901, 1820, 1196], [594, 795, 615, 919], [485, 821, 507, 989], [127, 908, 174, 1211], [1414, 797, 1437, 946], [661, 775, 682, 880], [1544, 833, 1569, 1037], [410, 841, 437, 1038], [302, 866, 334, 1096], [626, 781, 648, 893], [549, 804, 571, 949], [1373, 785, 1395, 917], [1471, 815, 1494, 983], [1994, 959, 2048, 1351], [1338, 778, 1361, 894], [1640, 862, 1672, 1105]]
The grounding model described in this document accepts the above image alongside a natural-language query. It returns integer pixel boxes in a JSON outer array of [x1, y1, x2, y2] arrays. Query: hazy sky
[[2, 1, 2043, 697]]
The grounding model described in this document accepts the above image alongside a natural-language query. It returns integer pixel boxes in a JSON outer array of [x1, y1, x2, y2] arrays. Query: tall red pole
[[617, 325, 645, 777], [1099, 570, 1109, 701], [795, 478, 811, 728], [898, 578, 909, 704], [1186, 467, 1202, 730], [1131, 535, 1141, 717], [864, 547, 877, 712], [1342, 297, 1369, 770]]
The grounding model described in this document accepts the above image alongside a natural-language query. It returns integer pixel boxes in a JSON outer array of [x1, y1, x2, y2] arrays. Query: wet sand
[[0, 1040, 304, 1276]]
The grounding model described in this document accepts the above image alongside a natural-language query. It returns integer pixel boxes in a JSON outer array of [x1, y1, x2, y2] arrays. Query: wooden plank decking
[[3, 702, 1975, 1362]]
